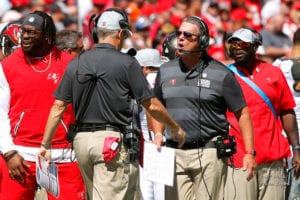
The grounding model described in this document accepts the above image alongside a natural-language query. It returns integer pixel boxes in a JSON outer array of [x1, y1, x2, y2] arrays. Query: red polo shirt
[[226, 60, 294, 167]]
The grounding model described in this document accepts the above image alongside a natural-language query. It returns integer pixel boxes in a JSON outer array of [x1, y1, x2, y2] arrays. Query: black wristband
[[41, 143, 51, 149], [4, 151, 18, 162]]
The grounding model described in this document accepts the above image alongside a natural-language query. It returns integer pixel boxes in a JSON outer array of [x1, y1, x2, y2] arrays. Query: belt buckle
[[90, 124, 97, 132]]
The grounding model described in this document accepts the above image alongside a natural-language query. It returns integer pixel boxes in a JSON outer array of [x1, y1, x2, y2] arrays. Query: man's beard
[[234, 52, 252, 66]]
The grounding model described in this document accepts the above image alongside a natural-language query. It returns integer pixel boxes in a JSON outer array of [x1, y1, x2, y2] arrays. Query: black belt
[[77, 123, 124, 133], [166, 139, 215, 150]]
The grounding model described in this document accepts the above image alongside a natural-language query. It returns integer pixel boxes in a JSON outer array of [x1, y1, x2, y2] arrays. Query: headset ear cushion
[[104, 8, 129, 29], [190, 16, 209, 50], [92, 26, 98, 43], [89, 13, 99, 43]]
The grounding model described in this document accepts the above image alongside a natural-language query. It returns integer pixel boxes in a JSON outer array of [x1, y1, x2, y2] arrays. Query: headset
[[177, 16, 210, 54], [248, 28, 263, 46], [89, 8, 129, 43], [189, 16, 210, 51], [162, 32, 177, 59]]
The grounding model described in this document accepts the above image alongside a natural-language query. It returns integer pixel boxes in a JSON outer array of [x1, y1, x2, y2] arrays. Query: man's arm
[[0, 64, 15, 154], [141, 97, 185, 148], [39, 99, 68, 161], [0, 64, 30, 182], [234, 106, 256, 181], [281, 109, 300, 179]]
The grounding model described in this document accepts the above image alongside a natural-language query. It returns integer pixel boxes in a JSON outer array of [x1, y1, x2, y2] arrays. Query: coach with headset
[[39, 8, 185, 200], [152, 16, 256, 200]]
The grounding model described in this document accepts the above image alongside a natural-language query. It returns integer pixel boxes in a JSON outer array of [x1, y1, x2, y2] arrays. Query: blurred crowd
[[0, 0, 300, 64]]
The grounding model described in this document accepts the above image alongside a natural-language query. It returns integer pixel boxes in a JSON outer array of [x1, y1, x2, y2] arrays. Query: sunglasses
[[176, 31, 199, 39], [230, 41, 251, 49], [20, 27, 42, 37]]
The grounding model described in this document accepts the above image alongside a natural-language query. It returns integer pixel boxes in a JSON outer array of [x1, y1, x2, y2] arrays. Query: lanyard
[[227, 64, 277, 118]]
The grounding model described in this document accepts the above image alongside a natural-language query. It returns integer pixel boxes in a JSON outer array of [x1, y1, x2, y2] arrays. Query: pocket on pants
[[102, 137, 120, 162]]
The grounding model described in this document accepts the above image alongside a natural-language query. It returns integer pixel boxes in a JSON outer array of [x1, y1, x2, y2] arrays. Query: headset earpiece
[[188, 16, 210, 50], [245, 27, 263, 46], [89, 14, 99, 43], [105, 8, 129, 30], [253, 30, 263, 46]]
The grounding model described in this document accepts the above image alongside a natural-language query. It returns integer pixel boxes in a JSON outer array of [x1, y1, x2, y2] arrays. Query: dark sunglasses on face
[[230, 41, 251, 49], [176, 31, 199, 39]]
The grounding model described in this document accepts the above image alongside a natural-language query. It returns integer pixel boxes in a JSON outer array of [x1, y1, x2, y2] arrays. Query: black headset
[[247, 28, 263, 46], [162, 32, 177, 59], [188, 16, 210, 50], [89, 8, 129, 43]]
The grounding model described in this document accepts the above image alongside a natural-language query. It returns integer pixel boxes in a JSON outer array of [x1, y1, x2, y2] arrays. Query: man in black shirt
[[39, 8, 185, 200]]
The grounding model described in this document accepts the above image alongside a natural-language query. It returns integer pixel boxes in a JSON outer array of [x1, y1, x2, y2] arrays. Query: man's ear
[[117, 30, 123, 40]]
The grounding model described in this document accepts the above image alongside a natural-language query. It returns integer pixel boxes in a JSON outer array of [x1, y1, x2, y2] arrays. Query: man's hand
[[242, 154, 257, 181], [5, 151, 30, 183], [292, 150, 300, 179], [171, 127, 186, 148], [38, 146, 52, 168], [153, 133, 164, 149]]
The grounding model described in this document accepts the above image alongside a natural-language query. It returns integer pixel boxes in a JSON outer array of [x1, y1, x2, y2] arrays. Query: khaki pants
[[225, 160, 287, 200], [165, 148, 226, 200], [73, 130, 139, 200]]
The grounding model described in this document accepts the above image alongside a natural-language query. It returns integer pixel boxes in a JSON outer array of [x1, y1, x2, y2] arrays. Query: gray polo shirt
[[55, 43, 154, 126], [154, 54, 246, 143]]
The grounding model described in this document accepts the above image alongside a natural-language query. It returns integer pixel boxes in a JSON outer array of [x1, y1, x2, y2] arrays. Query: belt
[[77, 123, 124, 133], [166, 139, 215, 150]]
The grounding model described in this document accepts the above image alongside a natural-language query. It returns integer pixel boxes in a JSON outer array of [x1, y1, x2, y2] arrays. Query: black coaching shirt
[[55, 43, 154, 126], [154, 54, 246, 143]]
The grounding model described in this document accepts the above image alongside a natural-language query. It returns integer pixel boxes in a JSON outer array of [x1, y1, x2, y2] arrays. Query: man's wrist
[[154, 133, 163, 137], [4, 150, 18, 162], [41, 142, 51, 149], [293, 145, 300, 151], [245, 150, 257, 156]]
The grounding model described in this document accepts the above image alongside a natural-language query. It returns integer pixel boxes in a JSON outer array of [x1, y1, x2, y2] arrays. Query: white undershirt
[[0, 63, 74, 162]]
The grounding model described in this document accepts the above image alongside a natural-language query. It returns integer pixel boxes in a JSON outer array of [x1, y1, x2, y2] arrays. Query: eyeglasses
[[20, 28, 42, 37], [230, 41, 251, 49], [176, 31, 199, 39]]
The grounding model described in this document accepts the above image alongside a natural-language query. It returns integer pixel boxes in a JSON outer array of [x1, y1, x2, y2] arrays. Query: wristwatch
[[245, 150, 257, 156], [293, 145, 300, 151]]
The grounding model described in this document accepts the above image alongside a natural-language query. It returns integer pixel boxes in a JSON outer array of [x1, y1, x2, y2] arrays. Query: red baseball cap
[[10, 0, 30, 7], [231, 8, 247, 21], [92, 0, 107, 5], [292, 2, 300, 10]]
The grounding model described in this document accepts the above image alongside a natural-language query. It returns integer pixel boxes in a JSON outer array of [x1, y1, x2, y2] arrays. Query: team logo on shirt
[[170, 79, 176, 85], [47, 73, 60, 84], [198, 78, 210, 88]]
